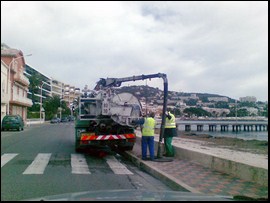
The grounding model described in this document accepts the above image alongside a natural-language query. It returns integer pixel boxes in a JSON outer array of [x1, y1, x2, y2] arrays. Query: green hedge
[[27, 111, 40, 119]]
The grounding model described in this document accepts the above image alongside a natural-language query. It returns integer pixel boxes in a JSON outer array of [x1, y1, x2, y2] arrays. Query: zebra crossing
[[1, 153, 18, 167], [23, 153, 51, 174], [1, 153, 133, 175], [71, 154, 91, 174]]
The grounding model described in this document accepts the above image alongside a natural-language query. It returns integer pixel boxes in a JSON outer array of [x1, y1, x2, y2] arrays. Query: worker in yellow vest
[[134, 112, 156, 161], [164, 111, 177, 157]]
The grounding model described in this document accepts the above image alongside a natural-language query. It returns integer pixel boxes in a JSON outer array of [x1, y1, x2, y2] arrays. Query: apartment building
[[63, 84, 81, 108], [240, 96, 257, 103], [1, 48, 32, 122], [51, 77, 64, 98], [1, 43, 81, 123], [208, 97, 229, 102], [1, 61, 9, 122], [25, 64, 80, 112], [24, 64, 51, 105]]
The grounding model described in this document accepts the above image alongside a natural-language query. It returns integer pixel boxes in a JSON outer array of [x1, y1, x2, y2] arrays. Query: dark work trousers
[[164, 137, 174, 157], [163, 127, 177, 157], [141, 136, 155, 160]]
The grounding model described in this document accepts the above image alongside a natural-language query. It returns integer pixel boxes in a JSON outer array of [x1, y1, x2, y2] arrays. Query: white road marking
[[71, 154, 91, 174], [2, 153, 133, 175], [105, 155, 133, 175], [1, 153, 18, 167], [23, 153, 51, 174]]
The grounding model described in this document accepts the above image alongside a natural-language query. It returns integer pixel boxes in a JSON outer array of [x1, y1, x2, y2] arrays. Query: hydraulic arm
[[94, 73, 167, 89]]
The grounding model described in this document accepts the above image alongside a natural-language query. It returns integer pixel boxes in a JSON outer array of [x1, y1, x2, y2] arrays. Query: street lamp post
[[6, 54, 32, 115], [40, 81, 46, 123], [59, 97, 63, 120]]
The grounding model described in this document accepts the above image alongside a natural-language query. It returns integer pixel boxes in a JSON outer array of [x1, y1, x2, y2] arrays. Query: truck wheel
[[75, 146, 82, 152], [75, 141, 82, 152], [118, 146, 134, 151]]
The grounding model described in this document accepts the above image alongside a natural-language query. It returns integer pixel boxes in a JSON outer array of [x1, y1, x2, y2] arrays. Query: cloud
[[1, 1, 268, 101]]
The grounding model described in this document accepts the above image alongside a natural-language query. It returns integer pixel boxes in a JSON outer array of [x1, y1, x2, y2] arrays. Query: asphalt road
[[1, 122, 174, 201]]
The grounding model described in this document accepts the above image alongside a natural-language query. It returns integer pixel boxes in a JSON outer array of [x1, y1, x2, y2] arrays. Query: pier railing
[[155, 118, 268, 132]]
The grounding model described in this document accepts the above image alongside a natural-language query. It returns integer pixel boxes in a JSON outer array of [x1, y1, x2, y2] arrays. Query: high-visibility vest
[[142, 117, 156, 136], [165, 112, 176, 128]]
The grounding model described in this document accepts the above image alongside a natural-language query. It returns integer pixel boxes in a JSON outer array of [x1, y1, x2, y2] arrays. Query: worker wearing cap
[[163, 111, 177, 157]]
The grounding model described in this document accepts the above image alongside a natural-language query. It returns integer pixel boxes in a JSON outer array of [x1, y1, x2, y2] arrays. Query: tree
[[200, 96, 209, 103], [43, 95, 58, 120], [227, 108, 249, 117], [185, 99, 197, 106], [42, 95, 72, 120], [183, 107, 212, 117], [61, 100, 71, 117], [215, 101, 229, 109], [237, 108, 249, 117], [259, 104, 268, 117], [239, 101, 256, 108], [28, 72, 43, 105]]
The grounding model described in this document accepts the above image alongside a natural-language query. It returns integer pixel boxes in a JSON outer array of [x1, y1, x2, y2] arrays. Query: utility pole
[[39, 81, 45, 123]]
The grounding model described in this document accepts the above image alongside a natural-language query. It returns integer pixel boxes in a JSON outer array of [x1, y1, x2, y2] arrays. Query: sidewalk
[[124, 132, 268, 200]]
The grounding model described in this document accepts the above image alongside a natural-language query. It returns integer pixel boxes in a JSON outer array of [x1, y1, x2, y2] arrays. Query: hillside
[[114, 85, 233, 102]]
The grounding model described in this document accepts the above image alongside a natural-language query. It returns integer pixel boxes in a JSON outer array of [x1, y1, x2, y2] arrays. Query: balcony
[[14, 73, 30, 86], [1, 93, 9, 104], [10, 94, 33, 107], [10, 65, 17, 73], [63, 95, 69, 100]]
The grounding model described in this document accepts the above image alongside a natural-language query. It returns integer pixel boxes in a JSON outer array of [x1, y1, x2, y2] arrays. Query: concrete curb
[[174, 147, 268, 187], [124, 150, 201, 194], [128, 136, 268, 187]]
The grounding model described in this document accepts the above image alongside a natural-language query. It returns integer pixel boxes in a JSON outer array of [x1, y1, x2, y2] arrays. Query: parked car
[[68, 115, 75, 121], [50, 117, 60, 124], [1, 115, 24, 131], [61, 117, 69, 122]]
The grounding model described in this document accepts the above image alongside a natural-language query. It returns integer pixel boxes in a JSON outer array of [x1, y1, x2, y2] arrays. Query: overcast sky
[[1, 1, 268, 101]]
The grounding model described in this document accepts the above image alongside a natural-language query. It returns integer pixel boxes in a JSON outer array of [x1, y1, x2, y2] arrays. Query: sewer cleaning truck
[[74, 73, 168, 154]]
